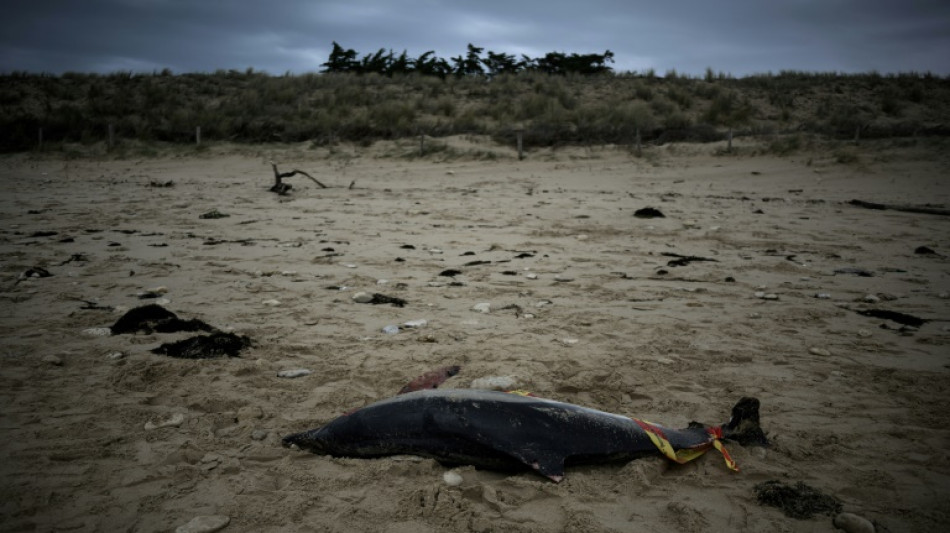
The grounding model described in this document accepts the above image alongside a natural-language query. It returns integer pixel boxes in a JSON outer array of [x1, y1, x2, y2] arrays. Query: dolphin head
[[282, 429, 328, 454]]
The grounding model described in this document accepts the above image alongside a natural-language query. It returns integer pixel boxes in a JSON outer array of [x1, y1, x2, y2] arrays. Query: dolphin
[[283, 390, 767, 482]]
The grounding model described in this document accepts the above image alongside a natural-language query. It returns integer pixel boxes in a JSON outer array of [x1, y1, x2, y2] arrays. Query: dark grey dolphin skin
[[283, 390, 767, 482]]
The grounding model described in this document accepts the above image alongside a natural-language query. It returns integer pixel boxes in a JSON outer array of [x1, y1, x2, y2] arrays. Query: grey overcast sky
[[2, 0, 948, 76]]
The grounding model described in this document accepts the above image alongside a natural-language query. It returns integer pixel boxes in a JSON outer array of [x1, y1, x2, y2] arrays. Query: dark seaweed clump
[[151, 331, 252, 359], [110, 304, 215, 334], [754, 480, 842, 519]]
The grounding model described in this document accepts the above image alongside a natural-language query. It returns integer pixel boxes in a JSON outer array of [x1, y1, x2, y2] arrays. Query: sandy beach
[[1, 138, 948, 532]]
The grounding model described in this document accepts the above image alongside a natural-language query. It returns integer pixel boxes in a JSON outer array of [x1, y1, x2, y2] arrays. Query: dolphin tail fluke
[[721, 397, 768, 446]]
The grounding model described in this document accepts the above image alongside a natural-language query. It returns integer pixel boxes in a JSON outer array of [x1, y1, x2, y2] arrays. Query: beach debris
[[833, 512, 876, 533], [663, 253, 718, 267], [110, 304, 215, 335], [145, 413, 185, 431], [199, 209, 229, 219], [439, 269, 462, 277], [19, 266, 52, 280], [513, 252, 535, 259], [808, 347, 831, 356], [443, 470, 464, 487], [277, 369, 313, 378], [174, 515, 230, 533], [753, 480, 841, 519], [855, 309, 928, 328], [382, 319, 428, 334], [148, 179, 175, 187], [634, 207, 665, 218], [269, 162, 328, 195], [914, 245, 937, 255], [848, 199, 950, 217], [42, 354, 63, 366], [58, 253, 89, 265], [470, 375, 518, 390], [137, 286, 168, 299], [353, 292, 407, 306], [834, 267, 874, 277], [464, 260, 492, 267], [398, 365, 461, 394], [151, 331, 252, 359], [472, 302, 492, 313]]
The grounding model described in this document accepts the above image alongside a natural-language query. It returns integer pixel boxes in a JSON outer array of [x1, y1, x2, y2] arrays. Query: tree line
[[321, 42, 615, 77]]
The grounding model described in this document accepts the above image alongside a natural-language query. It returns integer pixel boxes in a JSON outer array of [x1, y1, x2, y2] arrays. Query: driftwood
[[849, 199, 950, 217], [270, 162, 328, 195]]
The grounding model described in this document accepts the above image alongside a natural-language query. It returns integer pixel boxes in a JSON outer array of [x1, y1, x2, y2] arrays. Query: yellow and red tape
[[631, 418, 739, 471]]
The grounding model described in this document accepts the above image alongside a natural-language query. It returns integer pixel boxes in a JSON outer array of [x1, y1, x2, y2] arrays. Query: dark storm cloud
[[1, 0, 948, 75]]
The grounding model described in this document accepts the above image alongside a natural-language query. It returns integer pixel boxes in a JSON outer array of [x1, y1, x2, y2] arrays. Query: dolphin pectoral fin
[[523, 453, 567, 482]]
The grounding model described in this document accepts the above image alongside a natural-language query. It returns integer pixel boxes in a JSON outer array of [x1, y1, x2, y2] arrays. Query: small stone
[[754, 291, 766, 298], [525, 272, 538, 279], [522, 313, 535, 319], [175, 515, 230, 533], [277, 369, 312, 378], [554, 274, 574, 282], [535, 299, 553, 308], [352, 292, 373, 303], [833, 512, 875, 533], [280, 271, 297, 276], [559, 338, 579, 346], [376, 279, 389, 285], [857, 329, 872, 338], [809, 347, 832, 356], [470, 376, 517, 390], [382, 325, 400, 335], [472, 302, 492, 313], [428, 249, 443, 255], [82, 327, 112, 337], [656, 357, 675, 365], [262, 299, 281, 306], [815, 293, 831, 299], [144, 413, 184, 431], [443, 470, 464, 487], [402, 319, 428, 329], [106, 351, 126, 360], [42, 354, 63, 366], [762, 293, 779, 300], [343, 263, 357, 268], [575, 234, 589, 241], [862, 294, 880, 303], [748, 312, 762, 319], [251, 430, 269, 441]]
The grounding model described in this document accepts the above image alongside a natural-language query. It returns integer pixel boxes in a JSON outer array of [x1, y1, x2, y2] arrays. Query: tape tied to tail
[[631, 418, 739, 472]]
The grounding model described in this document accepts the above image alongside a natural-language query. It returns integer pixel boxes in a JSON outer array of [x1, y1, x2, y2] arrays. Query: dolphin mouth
[[282, 430, 324, 452]]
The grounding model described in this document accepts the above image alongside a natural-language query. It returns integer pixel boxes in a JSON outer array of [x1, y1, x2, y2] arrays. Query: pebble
[[535, 299, 553, 308], [343, 263, 357, 268], [144, 413, 184, 431], [554, 274, 574, 282], [106, 351, 126, 360], [352, 292, 373, 303], [472, 302, 492, 313], [809, 347, 832, 356], [656, 357, 675, 365], [402, 319, 428, 329], [857, 329, 873, 338], [277, 369, 312, 378], [376, 279, 389, 285], [833, 512, 875, 533], [251, 430, 269, 441], [42, 354, 63, 366], [175, 515, 230, 533], [262, 299, 281, 306], [559, 338, 579, 346], [862, 294, 881, 303], [754, 292, 779, 300], [470, 376, 517, 390], [815, 293, 832, 299], [525, 272, 538, 279], [443, 470, 464, 487], [428, 249, 443, 255], [82, 327, 112, 337], [382, 325, 401, 334]]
